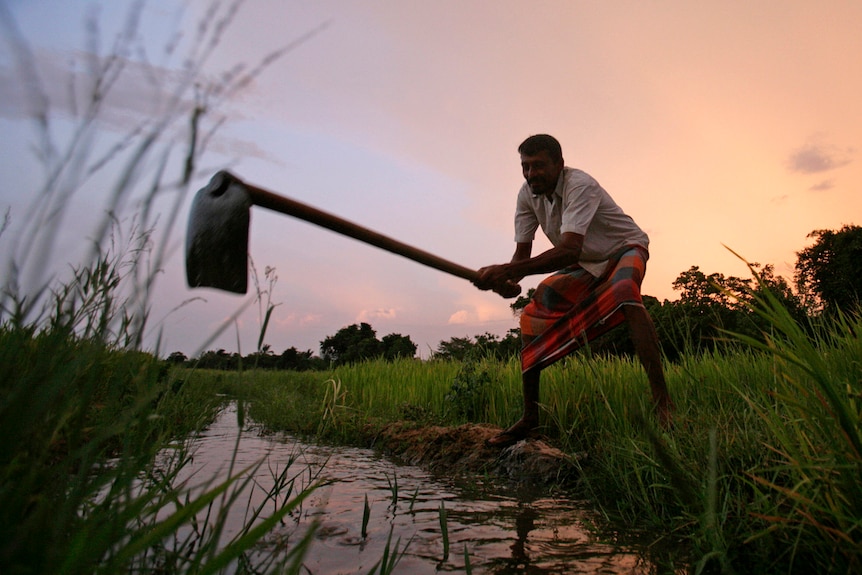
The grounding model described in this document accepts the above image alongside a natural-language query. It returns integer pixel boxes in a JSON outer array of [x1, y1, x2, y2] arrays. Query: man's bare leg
[[486, 368, 541, 446], [623, 304, 674, 426]]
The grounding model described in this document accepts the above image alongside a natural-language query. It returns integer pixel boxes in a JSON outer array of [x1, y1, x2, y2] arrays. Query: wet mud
[[369, 422, 582, 486]]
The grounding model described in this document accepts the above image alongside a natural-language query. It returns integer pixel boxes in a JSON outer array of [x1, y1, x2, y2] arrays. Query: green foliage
[[277, 346, 322, 370], [795, 224, 862, 314], [0, 322, 223, 572], [433, 329, 521, 361], [443, 358, 494, 421], [167, 350, 189, 364], [195, 348, 243, 370], [362, 494, 371, 539], [176, 345, 323, 371], [320, 322, 416, 365], [724, 260, 862, 572], [381, 332, 418, 360], [0, 250, 325, 574], [365, 528, 409, 575], [509, 287, 535, 314], [650, 262, 809, 361]]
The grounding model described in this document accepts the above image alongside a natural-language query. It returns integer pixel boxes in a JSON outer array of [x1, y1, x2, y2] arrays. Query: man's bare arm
[[474, 232, 583, 290]]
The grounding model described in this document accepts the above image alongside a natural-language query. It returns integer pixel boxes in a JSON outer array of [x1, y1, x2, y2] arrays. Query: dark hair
[[518, 134, 562, 162]]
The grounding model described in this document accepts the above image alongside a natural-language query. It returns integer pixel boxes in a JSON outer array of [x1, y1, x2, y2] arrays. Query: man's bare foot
[[485, 418, 538, 448]]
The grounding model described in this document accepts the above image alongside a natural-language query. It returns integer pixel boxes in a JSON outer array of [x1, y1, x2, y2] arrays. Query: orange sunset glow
[[2, 1, 860, 357]]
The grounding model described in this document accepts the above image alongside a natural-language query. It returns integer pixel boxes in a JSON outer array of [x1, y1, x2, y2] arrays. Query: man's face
[[520, 150, 563, 197]]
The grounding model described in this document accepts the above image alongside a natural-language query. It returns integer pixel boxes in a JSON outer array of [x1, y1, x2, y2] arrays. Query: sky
[[1, 0, 861, 358]]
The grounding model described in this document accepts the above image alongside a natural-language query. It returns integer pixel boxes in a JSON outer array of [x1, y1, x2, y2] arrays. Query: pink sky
[[2, 1, 860, 357]]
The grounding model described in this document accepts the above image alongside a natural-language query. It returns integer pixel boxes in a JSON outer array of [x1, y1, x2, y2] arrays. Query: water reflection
[[178, 403, 653, 574]]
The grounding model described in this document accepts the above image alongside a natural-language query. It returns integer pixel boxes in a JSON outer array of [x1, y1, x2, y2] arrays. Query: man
[[474, 134, 673, 447]]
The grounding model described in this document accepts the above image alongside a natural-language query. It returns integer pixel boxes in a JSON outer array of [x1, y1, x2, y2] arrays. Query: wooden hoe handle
[[238, 175, 521, 299]]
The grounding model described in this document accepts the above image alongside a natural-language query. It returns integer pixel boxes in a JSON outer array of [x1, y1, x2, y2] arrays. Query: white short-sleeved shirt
[[514, 167, 649, 277]]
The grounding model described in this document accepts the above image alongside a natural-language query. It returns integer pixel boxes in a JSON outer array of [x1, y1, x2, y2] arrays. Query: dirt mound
[[370, 422, 581, 486]]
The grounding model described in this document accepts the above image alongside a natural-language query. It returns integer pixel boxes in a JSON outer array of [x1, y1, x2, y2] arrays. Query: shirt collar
[[531, 168, 566, 203]]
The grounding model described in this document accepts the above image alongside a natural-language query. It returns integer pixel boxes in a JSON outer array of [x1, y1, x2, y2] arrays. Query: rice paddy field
[[2, 281, 860, 574], [189, 295, 862, 575]]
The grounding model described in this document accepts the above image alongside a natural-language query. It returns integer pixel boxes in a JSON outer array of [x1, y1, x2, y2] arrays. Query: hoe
[[185, 171, 521, 298]]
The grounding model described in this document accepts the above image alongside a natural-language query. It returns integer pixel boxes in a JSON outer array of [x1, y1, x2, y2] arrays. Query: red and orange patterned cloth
[[520, 246, 648, 373]]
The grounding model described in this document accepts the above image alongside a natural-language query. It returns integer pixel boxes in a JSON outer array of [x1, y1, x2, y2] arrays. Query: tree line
[[166, 323, 418, 371], [168, 224, 861, 370]]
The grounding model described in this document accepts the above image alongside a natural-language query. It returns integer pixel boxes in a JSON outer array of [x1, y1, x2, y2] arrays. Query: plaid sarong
[[520, 246, 648, 373]]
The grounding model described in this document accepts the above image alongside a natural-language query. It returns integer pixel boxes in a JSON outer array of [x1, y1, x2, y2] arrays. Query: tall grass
[[724, 274, 861, 573], [0, 3, 332, 573], [0, 296, 327, 573], [219, 298, 861, 573]]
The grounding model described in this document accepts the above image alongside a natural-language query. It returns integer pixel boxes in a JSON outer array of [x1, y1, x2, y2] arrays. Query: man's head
[[518, 134, 564, 197]]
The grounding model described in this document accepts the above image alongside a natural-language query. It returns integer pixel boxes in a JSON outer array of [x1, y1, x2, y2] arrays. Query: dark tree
[[318, 323, 382, 365], [277, 346, 318, 371], [246, 344, 278, 369], [381, 333, 417, 360], [474, 330, 522, 359], [649, 261, 811, 360], [434, 329, 521, 361], [196, 349, 240, 370], [750, 263, 809, 326], [320, 323, 417, 365], [510, 288, 535, 315], [166, 351, 188, 365], [795, 224, 862, 315], [433, 336, 475, 361]]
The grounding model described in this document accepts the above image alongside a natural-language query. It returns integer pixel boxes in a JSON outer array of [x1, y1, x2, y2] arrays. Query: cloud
[[0, 45, 176, 122], [356, 308, 397, 322], [448, 310, 471, 324], [808, 180, 835, 192], [0, 40, 276, 162], [276, 312, 322, 327], [787, 139, 854, 174]]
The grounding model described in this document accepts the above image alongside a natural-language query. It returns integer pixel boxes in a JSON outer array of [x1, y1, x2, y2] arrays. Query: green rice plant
[[439, 500, 450, 561], [471, 354, 522, 426], [385, 472, 399, 509], [408, 486, 420, 514], [362, 493, 371, 539], [331, 358, 460, 421], [0, 316, 328, 573], [464, 543, 473, 574], [213, 368, 326, 435], [318, 377, 352, 436], [722, 261, 862, 572], [123, 456, 323, 575], [365, 527, 410, 575], [258, 354, 520, 433]]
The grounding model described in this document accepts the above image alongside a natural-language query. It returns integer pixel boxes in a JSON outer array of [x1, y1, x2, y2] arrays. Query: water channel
[[176, 403, 661, 574]]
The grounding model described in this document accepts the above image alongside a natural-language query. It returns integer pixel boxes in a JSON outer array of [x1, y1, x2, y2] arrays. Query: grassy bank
[[0, 324, 327, 574], [211, 300, 861, 574]]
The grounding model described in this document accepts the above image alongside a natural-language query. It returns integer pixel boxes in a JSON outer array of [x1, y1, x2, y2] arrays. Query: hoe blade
[[185, 171, 252, 294]]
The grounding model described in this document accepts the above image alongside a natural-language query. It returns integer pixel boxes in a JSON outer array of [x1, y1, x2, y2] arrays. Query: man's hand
[[474, 264, 509, 289], [493, 281, 522, 298], [473, 265, 521, 298]]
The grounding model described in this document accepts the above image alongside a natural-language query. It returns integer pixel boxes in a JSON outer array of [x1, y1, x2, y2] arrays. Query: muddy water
[[178, 403, 655, 574]]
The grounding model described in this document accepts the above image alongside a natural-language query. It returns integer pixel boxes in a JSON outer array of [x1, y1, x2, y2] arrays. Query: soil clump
[[370, 422, 581, 486]]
